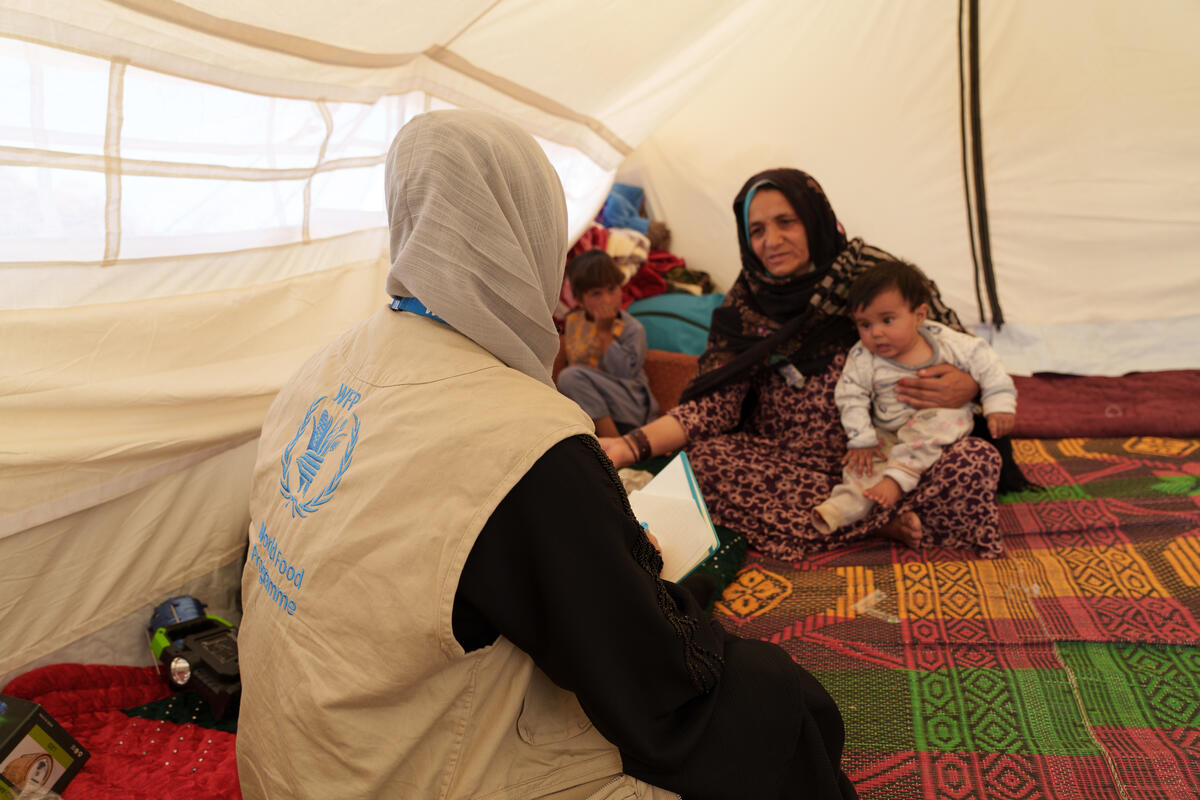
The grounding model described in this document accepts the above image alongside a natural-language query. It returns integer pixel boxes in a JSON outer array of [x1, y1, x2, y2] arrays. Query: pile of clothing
[[555, 183, 713, 326]]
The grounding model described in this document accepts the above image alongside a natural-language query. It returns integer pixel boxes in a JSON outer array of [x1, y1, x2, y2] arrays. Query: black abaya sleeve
[[452, 434, 857, 800]]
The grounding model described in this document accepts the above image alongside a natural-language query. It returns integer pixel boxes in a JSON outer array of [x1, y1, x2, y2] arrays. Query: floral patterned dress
[[669, 353, 1003, 561]]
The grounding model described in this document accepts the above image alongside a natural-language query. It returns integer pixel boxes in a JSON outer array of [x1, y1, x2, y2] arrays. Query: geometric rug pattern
[[716, 436, 1200, 799], [6, 436, 1198, 799]]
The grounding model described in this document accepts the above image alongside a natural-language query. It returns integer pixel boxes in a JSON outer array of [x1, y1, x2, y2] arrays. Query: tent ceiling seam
[[0, 145, 387, 181], [102, 0, 631, 155], [106, 0, 425, 69], [0, 228, 388, 271], [0, 28, 626, 167], [0, 25, 392, 104], [423, 46, 632, 156], [441, 0, 506, 49]]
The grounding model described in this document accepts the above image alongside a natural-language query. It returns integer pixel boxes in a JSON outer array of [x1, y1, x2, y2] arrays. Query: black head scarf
[[679, 168, 858, 402]]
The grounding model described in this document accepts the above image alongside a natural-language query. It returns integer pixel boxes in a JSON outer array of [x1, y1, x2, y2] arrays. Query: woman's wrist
[[624, 427, 652, 463]]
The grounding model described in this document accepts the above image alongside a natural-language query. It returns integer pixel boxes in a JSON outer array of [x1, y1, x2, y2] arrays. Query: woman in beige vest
[[236, 109, 857, 800]]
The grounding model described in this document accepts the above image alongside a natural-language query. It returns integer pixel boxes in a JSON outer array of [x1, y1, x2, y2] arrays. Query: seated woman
[[602, 168, 1004, 560], [237, 116, 857, 799]]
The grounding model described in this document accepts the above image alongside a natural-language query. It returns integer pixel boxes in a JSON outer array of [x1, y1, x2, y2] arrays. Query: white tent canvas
[[2, 0, 1198, 684]]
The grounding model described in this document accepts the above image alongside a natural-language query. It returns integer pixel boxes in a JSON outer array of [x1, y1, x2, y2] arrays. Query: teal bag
[[627, 293, 724, 355]]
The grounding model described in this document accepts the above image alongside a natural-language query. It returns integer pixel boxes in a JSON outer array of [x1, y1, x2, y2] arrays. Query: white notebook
[[626, 451, 719, 582]]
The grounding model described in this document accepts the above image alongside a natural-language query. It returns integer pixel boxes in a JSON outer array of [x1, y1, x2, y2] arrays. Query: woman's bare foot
[[864, 477, 903, 506], [878, 512, 924, 549]]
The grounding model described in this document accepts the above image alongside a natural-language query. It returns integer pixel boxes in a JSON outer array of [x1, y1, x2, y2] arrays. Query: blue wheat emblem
[[280, 384, 362, 518], [296, 410, 346, 494]]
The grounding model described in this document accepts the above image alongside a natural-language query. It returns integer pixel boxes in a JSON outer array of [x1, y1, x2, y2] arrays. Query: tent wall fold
[[0, 257, 390, 539], [0, 441, 255, 682]]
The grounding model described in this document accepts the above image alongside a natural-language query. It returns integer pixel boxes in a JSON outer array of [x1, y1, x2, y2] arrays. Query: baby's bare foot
[[864, 477, 903, 507], [878, 512, 924, 549]]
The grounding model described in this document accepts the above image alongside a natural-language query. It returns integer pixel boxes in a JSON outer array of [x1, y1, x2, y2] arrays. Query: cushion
[[627, 293, 724, 356]]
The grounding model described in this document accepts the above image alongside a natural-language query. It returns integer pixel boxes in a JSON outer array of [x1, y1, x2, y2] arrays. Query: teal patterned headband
[[741, 179, 776, 241]]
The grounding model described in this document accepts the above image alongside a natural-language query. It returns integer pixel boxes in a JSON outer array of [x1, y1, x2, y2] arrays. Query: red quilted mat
[[2, 664, 240, 799], [1012, 370, 1200, 439]]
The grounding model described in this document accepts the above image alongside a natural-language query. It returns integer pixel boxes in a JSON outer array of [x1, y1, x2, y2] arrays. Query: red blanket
[[3, 664, 240, 799], [1013, 370, 1200, 438]]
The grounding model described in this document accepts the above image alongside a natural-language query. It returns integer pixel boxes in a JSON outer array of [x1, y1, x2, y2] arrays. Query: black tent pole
[[958, 0, 985, 323], [967, 0, 1005, 326]]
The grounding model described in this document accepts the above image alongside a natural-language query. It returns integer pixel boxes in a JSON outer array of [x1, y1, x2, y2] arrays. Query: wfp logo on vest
[[279, 383, 362, 518]]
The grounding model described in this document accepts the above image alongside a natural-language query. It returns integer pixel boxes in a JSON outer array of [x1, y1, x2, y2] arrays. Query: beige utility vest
[[237, 308, 624, 799]]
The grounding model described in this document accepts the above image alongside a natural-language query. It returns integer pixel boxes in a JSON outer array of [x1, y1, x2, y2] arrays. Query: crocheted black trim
[[579, 436, 724, 694]]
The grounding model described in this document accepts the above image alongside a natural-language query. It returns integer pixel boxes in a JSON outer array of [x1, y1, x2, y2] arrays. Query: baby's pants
[[813, 407, 974, 533]]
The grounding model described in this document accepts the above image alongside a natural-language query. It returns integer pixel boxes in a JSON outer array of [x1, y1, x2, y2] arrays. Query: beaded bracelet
[[625, 427, 652, 463], [620, 435, 638, 463]]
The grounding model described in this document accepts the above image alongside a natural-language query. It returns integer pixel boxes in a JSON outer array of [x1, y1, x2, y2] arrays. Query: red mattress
[[2, 664, 240, 799], [1013, 370, 1200, 438]]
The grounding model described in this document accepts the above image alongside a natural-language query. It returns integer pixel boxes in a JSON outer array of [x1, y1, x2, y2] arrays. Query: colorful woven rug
[[6, 435, 1198, 799], [714, 436, 1200, 799]]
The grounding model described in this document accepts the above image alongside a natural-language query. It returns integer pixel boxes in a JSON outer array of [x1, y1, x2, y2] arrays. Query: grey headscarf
[[384, 109, 568, 387]]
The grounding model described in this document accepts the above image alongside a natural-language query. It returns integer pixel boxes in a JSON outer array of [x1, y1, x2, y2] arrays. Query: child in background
[[557, 249, 659, 438], [813, 260, 1017, 546]]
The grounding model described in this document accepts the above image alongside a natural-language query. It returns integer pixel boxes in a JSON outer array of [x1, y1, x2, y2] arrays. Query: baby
[[813, 259, 1016, 543]]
